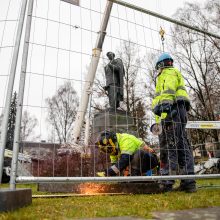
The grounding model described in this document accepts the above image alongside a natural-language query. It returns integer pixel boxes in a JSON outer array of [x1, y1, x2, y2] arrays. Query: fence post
[[0, 0, 28, 184], [10, 0, 34, 190]]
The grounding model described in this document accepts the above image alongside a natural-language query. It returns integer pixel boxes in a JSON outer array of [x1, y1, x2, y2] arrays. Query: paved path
[[84, 207, 220, 220], [152, 207, 220, 220]]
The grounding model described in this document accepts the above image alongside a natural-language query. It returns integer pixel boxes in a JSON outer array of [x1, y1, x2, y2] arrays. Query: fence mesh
[[0, 0, 219, 185]]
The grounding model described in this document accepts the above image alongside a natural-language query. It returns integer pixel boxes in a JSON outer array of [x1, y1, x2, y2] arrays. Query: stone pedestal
[[0, 188, 32, 212], [91, 109, 136, 143]]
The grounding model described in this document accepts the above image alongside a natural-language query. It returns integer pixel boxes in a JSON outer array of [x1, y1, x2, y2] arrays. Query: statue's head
[[106, 52, 115, 61]]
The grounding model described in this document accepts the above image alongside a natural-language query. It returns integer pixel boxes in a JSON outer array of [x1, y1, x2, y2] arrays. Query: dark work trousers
[[131, 150, 159, 176], [159, 103, 195, 187], [107, 84, 120, 109]]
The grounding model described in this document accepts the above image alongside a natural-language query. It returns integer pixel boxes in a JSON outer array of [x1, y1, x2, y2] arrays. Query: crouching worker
[[95, 130, 159, 177]]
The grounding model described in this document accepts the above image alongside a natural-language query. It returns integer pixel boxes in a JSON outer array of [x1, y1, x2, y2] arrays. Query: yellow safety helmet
[[95, 131, 118, 155]]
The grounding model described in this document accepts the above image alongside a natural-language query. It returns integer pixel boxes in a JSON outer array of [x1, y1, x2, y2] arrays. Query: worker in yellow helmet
[[151, 52, 196, 193], [95, 130, 159, 176]]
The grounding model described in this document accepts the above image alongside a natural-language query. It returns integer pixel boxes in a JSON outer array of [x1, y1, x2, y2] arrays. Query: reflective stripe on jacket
[[110, 133, 144, 163]]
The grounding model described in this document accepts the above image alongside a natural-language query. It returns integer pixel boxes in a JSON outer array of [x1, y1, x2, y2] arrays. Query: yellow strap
[[159, 27, 165, 41]]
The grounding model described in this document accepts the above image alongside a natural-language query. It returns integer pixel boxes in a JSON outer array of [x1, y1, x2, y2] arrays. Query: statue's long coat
[[104, 58, 125, 101]]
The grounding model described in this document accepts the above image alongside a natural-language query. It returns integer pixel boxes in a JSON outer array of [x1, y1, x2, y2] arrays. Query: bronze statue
[[104, 52, 125, 110]]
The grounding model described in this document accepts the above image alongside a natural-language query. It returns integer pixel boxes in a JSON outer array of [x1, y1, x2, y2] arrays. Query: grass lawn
[[0, 179, 220, 219]]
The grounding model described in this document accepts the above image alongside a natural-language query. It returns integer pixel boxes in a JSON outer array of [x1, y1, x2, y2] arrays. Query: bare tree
[[117, 40, 142, 113], [135, 100, 148, 141], [20, 110, 38, 141], [172, 1, 220, 118], [46, 81, 79, 143], [92, 75, 109, 111], [170, 0, 220, 151], [144, 52, 158, 108]]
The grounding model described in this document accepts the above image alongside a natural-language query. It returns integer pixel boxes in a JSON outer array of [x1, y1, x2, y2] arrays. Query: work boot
[[183, 184, 197, 193], [159, 184, 173, 192], [175, 183, 197, 193]]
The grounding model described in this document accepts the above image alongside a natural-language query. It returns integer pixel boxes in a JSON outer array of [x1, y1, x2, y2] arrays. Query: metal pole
[[84, 114, 90, 147], [16, 174, 220, 183], [10, 0, 34, 190], [0, 0, 28, 184], [109, 0, 220, 40], [72, 0, 113, 143], [84, 95, 92, 147]]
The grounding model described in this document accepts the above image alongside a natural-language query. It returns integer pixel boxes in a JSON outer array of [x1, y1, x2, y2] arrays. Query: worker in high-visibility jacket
[[151, 52, 196, 193], [95, 131, 159, 176]]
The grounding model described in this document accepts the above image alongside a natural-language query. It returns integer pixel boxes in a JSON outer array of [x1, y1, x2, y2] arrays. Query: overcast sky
[[0, 0, 208, 141]]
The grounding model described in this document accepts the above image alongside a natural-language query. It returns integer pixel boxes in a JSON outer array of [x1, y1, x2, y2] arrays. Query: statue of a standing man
[[104, 52, 125, 110]]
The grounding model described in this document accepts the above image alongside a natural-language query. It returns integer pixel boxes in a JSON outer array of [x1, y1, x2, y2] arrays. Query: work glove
[[155, 103, 177, 119], [96, 172, 106, 177], [153, 103, 173, 116], [160, 103, 173, 113], [153, 105, 161, 116], [177, 100, 191, 111]]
